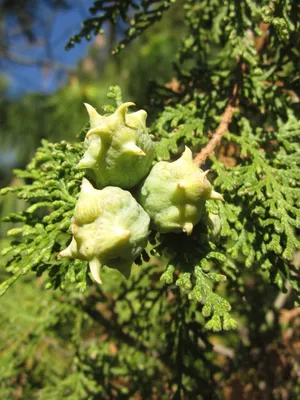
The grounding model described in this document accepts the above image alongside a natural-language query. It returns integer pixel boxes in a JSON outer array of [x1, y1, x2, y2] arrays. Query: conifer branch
[[193, 83, 239, 167]]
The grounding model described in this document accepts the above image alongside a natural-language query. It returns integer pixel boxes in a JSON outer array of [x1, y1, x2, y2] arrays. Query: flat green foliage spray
[[1, 0, 300, 398]]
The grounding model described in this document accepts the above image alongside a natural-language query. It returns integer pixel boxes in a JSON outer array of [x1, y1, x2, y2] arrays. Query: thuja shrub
[[1, 1, 300, 399]]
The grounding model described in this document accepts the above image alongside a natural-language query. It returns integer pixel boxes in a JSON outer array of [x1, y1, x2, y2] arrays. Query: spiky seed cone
[[138, 147, 223, 235], [58, 179, 150, 284], [77, 102, 154, 189]]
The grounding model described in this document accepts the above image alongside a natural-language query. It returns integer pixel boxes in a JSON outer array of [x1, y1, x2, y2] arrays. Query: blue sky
[[1, 0, 95, 97]]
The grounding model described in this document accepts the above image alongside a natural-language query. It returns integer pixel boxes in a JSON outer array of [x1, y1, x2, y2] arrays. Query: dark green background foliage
[[1, 0, 300, 398]]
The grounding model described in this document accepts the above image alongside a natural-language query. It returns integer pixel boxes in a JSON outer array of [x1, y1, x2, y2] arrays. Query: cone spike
[[58, 238, 76, 259], [123, 142, 146, 156], [210, 190, 224, 201], [201, 170, 210, 177], [84, 103, 102, 129], [89, 258, 102, 284], [181, 146, 193, 162], [115, 102, 135, 123], [183, 222, 193, 235], [86, 126, 111, 139], [81, 178, 94, 192]]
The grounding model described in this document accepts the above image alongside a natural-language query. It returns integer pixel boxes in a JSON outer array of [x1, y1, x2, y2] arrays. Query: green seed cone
[[78, 102, 154, 188], [59, 178, 150, 283], [138, 147, 223, 235]]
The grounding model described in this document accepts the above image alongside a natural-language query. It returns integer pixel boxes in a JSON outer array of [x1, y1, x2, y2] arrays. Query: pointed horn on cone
[[57, 238, 77, 259], [181, 146, 193, 163], [86, 126, 111, 139], [89, 258, 102, 284], [183, 222, 193, 235], [200, 169, 210, 177], [123, 142, 145, 156], [80, 178, 94, 192], [84, 103, 102, 129], [210, 190, 224, 201], [115, 102, 135, 123]]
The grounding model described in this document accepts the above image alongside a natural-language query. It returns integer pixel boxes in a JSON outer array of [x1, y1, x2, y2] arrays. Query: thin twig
[[193, 24, 269, 167], [193, 83, 239, 167]]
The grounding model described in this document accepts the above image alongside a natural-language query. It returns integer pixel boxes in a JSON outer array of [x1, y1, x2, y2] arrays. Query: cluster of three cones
[[59, 102, 223, 284]]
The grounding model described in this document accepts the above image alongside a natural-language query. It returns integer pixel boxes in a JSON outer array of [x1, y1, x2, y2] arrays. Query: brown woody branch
[[193, 22, 271, 167], [193, 83, 239, 167]]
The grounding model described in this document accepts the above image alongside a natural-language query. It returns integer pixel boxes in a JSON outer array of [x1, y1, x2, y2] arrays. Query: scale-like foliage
[[0, 141, 87, 295], [212, 115, 300, 294], [0, 88, 237, 331], [66, 0, 177, 53], [1, 0, 300, 398]]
